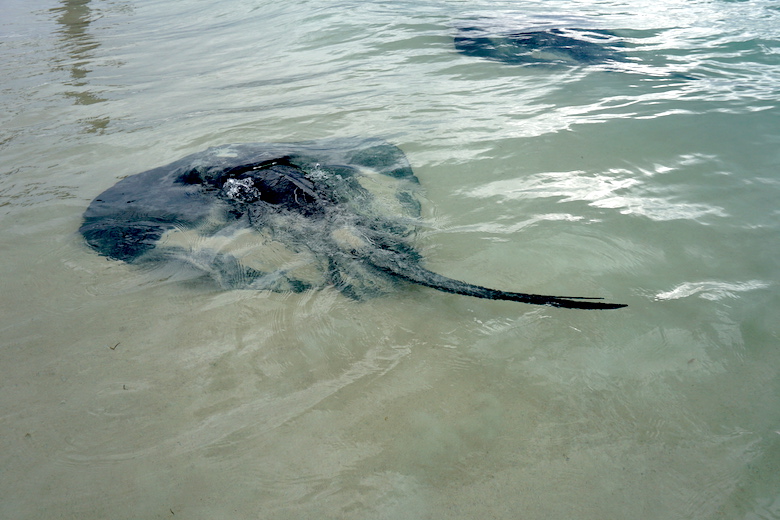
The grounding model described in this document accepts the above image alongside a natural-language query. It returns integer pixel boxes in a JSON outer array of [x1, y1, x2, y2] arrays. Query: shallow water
[[2, 0, 779, 518]]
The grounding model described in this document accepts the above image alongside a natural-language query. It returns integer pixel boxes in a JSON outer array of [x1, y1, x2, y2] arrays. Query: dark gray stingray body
[[455, 26, 628, 66], [80, 138, 625, 309]]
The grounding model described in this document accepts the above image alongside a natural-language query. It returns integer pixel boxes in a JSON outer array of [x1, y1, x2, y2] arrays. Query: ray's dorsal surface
[[80, 138, 626, 310], [454, 26, 628, 66]]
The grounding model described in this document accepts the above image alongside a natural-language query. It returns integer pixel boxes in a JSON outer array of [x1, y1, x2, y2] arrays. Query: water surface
[[2, 0, 779, 518]]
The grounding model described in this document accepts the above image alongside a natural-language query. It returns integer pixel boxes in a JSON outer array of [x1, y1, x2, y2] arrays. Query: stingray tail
[[376, 261, 626, 310]]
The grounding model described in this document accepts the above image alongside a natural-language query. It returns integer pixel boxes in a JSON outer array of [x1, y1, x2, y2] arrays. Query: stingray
[[454, 26, 628, 66], [80, 137, 626, 309]]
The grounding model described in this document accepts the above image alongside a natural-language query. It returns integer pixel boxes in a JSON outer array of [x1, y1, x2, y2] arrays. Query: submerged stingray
[[455, 26, 628, 65], [80, 138, 626, 309]]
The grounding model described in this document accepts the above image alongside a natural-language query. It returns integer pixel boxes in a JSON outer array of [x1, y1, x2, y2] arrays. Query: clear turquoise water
[[1, 0, 779, 518]]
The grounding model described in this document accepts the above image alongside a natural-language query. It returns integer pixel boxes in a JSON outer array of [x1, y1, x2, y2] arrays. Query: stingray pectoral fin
[[375, 260, 626, 310]]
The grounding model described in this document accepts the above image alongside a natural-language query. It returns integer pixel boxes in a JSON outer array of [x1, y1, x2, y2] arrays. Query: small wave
[[655, 280, 770, 301]]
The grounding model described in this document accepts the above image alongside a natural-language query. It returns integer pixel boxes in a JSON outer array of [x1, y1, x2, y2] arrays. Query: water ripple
[[655, 280, 771, 301]]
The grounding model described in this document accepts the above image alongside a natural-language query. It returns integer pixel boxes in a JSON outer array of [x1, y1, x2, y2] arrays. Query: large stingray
[[80, 138, 626, 309], [455, 26, 628, 66]]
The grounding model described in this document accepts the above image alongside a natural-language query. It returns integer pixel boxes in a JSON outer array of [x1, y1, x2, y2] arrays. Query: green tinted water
[[1, 0, 779, 518]]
